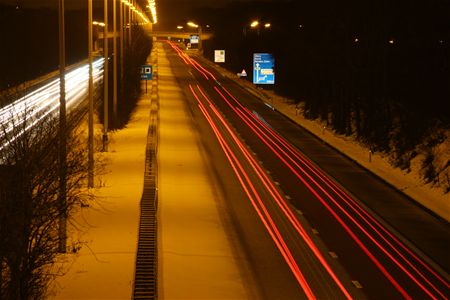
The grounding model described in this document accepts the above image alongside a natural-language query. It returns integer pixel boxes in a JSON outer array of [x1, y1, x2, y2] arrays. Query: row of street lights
[[58, 0, 156, 251], [88, 0, 153, 183]]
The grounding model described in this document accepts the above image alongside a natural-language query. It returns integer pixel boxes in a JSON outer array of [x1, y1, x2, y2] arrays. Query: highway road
[[0, 58, 104, 153], [161, 41, 450, 299]]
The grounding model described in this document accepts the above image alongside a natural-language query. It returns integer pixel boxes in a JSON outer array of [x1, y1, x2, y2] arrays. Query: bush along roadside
[[99, 25, 153, 130]]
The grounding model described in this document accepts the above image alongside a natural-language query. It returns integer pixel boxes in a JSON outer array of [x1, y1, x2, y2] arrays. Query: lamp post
[[113, 0, 118, 120], [88, 0, 94, 188], [120, 0, 124, 102], [244, 20, 270, 37], [58, 0, 67, 253], [102, 0, 109, 152], [128, 1, 131, 45], [250, 20, 260, 36]]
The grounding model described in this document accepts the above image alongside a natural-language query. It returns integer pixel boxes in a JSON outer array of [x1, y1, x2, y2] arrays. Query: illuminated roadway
[[162, 41, 450, 299], [2, 41, 447, 298]]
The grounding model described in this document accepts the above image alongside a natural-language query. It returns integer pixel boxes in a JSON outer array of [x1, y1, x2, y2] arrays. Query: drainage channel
[[133, 55, 159, 300]]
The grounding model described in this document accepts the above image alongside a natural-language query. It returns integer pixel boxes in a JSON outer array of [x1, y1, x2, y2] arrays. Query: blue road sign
[[253, 53, 275, 84], [140, 65, 152, 80]]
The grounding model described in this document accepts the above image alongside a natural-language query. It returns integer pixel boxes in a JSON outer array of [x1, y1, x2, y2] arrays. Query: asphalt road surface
[[163, 41, 450, 300]]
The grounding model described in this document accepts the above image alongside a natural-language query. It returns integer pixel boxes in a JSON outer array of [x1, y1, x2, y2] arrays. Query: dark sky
[[0, 0, 278, 10], [0, 0, 281, 29]]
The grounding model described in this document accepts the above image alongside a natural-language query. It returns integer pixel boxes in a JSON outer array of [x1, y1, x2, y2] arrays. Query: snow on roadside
[[205, 59, 449, 222], [264, 91, 449, 221]]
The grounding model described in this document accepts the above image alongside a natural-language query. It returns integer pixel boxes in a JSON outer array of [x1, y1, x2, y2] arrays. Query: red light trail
[[168, 40, 450, 300]]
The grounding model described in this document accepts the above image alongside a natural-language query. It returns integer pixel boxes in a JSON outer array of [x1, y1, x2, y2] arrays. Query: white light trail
[[0, 58, 104, 152]]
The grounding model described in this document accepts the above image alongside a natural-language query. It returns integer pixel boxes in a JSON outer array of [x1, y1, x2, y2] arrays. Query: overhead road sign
[[253, 53, 275, 84], [140, 65, 153, 80], [190, 34, 199, 44]]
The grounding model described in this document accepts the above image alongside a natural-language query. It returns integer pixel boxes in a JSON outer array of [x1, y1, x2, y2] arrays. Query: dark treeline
[[0, 5, 89, 89], [199, 0, 450, 190], [103, 25, 153, 129]]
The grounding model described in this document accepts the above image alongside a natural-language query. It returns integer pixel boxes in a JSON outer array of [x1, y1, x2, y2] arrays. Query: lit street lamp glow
[[187, 21, 199, 28], [93, 21, 106, 27], [121, 0, 151, 24], [250, 20, 259, 28]]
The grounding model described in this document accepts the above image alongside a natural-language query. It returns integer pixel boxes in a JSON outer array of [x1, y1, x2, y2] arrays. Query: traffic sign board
[[190, 34, 199, 44], [214, 50, 225, 63], [140, 65, 152, 80], [253, 53, 275, 84]]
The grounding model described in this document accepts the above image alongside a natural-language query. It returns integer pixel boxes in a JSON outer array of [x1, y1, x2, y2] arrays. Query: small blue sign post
[[141, 65, 152, 93], [141, 65, 153, 80], [253, 53, 275, 85]]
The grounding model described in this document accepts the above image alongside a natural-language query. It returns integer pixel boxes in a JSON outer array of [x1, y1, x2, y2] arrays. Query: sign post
[[253, 53, 275, 85], [140, 65, 153, 93]]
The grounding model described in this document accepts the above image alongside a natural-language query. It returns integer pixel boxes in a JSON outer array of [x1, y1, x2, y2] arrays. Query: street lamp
[[88, 0, 94, 188], [102, 0, 109, 152], [244, 20, 263, 37], [187, 21, 199, 28], [58, 0, 67, 254], [113, 0, 118, 121]]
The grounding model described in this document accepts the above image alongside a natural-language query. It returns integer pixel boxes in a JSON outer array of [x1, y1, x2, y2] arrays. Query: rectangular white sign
[[214, 50, 225, 63]]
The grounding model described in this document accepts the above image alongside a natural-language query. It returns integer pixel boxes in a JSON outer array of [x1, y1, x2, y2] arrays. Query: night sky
[[0, 0, 282, 29]]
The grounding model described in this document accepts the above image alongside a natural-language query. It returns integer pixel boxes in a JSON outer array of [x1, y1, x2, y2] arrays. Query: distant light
[[389, 39, 395, 44], [439, 40, 444, 44], [298, 24, 303, 28], [177, 25, 184, 29], [122, 0, 152, 24], [250, 20, 259, 28], [93, 21, 106, 27], [206, 25, 210, 28], [354, 38, 359, 43], [187, 21, 199, 28], [264, 23, 271, 28], [147, 0, 158, 24]]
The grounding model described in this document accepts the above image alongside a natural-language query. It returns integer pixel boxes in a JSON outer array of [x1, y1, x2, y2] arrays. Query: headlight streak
[[172, 43, 450, 299], [0, 58, 104, 152], [216, 84, 449, 299], [189, 84, 317, 299]]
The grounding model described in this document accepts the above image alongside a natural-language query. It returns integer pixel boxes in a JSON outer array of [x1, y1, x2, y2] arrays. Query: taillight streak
[[219, 84, 449, 298], [169, 43, 449, 298], [215, 84, 448, 299], [166, 41, 215, 81], [194, 85, 353, 299], [189, 84, 316, 299], [213, 85, 413, 298], [242, 104, 450, 298]]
